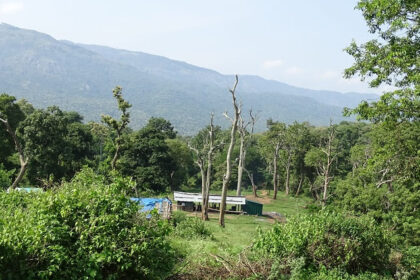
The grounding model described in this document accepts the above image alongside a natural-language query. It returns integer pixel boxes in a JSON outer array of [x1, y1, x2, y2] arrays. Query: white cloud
[[263, 59, 283, 69], [285, 66, 302, 75], [0, 2, 23, 15]]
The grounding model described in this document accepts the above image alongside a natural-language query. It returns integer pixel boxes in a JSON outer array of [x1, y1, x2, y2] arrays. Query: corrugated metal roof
[[174, 191, 246, 205]]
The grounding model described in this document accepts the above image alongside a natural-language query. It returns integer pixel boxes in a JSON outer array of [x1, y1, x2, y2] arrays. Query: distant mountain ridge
[[0, 23, 377, 134]]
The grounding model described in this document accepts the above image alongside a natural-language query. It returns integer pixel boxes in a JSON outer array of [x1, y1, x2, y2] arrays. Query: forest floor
[[168, 190, 311, 276]]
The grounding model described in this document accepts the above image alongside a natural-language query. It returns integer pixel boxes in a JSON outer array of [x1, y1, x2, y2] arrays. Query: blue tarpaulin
[[130, 198, 172, 216]]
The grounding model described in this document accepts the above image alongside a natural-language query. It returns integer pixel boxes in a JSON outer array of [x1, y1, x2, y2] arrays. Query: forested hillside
[[0, 23, 378, 134]]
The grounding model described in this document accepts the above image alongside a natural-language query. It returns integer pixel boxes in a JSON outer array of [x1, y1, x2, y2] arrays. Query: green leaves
[[0, 167, 175, 279], [254, 212, 393, 277]]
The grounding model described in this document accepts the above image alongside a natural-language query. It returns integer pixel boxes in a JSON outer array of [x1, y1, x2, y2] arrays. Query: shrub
[[0, 164, 13, 190], [171, 210, 187, 227], [393, 246, 420, 280], [254, 211, 392, 277], [173, 217, 212, 239], [0, 168, 175, 279]]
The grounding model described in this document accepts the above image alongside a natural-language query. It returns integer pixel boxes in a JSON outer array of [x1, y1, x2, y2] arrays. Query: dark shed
[[243, 200, 263, 216]]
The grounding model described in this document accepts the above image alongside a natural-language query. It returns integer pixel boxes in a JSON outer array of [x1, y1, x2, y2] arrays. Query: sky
[[0, 0, 388, 94]]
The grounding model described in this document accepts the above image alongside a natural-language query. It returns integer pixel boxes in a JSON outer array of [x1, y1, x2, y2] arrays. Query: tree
[[166, 138, 194, 191], [0, 94, 27, 189], [102, 86, 131, 170], [236, 110, 257, 196], [146, 117, 177, 139], [189, 114, 223, 220], [119, 119, 174, 194], [304, 122, 337, 206], [344, 0, 419, 124], [261, 120, 287, 199], [18, 107, 93, 186], [339, 0, 419, 244], [219, 75, 240, 227]]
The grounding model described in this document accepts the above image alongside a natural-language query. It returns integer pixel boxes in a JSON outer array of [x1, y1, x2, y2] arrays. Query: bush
[[0, 164, 13, 189], [173, 216, 212, 239], [171, 210, 187, 227], [254, 211, 393, 277], [0, 168, 175, 279], [393, 246, 420, 280]]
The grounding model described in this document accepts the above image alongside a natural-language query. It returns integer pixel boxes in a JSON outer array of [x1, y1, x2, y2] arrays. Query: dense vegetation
[[0, 0, 418, 279], [0, 168, 175, 279]]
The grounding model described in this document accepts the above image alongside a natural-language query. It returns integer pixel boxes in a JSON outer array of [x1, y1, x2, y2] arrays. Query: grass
[[169, 189, 311, 273]]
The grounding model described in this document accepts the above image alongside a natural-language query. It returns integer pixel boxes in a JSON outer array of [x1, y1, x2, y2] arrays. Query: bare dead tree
[[0, 116, 28, 189], [189, 113, 223, 221], [219, 75, 240, 227], [203, 113, 223, 220], [236, 110, 257, 196], [320, 121, 336, 206], [188, 144, 207, 220], [295, 175, 304, 196], [237, 110, 257, 196], [272, 142, 281, 199], [244, 167, 258, 197]]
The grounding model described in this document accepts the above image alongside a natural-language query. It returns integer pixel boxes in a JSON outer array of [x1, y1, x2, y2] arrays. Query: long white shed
[[174, 191, 246, 205]]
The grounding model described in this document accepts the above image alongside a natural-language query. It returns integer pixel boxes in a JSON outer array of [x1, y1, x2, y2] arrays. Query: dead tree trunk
[[272, 142, 280, 199], [320, 122, 335, 207], [0, 117, 28, 189], [244, 167, 258, 197], [203, 113, 216, 221], [236, 110, 257, 196], [295, 174, 304, 196], [236, 135, 246, 196], [189, 145, 207, 219], [285, 152, 292, 195], [219, 75, 240, 227]]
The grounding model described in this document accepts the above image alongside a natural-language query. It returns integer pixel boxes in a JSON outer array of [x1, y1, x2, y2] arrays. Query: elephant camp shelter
[[130, 197, 172, 219], [173, 191, 263, 216]]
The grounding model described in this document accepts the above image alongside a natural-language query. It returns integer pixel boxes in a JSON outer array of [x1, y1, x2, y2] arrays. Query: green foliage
[[166, 138, 196, 190], [119, 118, 175, 193], [173, 216, 213, 240], [0, 168, 175, 279], [254, 212, 393, 277], [17, 107, 94, 185], [0, 93, 25, 170], [344, 0, 419, 125], [0, 164, 13, 189]]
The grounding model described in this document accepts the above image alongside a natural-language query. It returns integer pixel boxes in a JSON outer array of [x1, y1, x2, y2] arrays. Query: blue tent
[[130, 198, 172, 217]]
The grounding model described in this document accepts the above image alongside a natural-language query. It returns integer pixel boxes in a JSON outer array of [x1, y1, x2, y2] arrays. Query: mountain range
[[0, 23, 378, 134]]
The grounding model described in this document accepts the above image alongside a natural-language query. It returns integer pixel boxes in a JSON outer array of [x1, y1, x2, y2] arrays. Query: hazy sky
[[0, 0, 387, 94]]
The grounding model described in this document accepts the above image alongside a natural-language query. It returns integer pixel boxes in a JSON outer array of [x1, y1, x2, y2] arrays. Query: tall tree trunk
[[219, 75, 240, 227], [295, 174, 304, 196], [237, 109, 256, 196], [0, 117, 28, 189], [236, 137, 245, 196], [200, 165, 207, 219], [321, 122, 335, 207], [204, 114, 216, 221], [245, 168, 258, 197], [272, 143, 280, 199], [285, 153, 291, 195], [204, 160, 211, 220]]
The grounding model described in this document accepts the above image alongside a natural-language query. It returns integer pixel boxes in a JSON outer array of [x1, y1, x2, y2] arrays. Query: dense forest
[[0, 0, 419, 279]]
